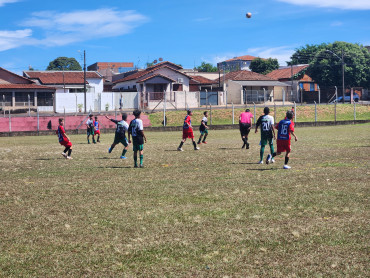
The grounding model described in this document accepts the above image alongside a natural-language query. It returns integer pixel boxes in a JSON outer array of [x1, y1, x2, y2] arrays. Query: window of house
[[310, 83, 315, 91], [173, 84, 183, 91]]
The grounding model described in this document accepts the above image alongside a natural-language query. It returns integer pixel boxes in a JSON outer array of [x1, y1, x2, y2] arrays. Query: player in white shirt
[[197, 111, 209, 144]]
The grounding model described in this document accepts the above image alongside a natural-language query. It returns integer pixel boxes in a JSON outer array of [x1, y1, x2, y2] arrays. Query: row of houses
[[0, 56, 320, 113]]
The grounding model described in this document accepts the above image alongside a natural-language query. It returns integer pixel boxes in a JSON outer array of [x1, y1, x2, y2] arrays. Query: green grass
[[0, 124, 369, 277], [148, 104, 370, 127]]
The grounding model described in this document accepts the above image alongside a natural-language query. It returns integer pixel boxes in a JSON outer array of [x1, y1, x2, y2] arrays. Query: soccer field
[[0, 124, 369, 277]]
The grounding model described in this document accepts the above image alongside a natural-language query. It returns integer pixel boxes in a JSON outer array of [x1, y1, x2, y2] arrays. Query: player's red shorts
[[182, 128, 194, 139], [94, 130, 100, 135], [59, 140, 72, 148], [277, 139, 291, 153]]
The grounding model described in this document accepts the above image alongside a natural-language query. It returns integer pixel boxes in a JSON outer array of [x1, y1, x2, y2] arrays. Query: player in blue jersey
[[93, 116, 101, 143], [272, 110, 298, 169], [56, 118, 73, 159], [128, 109, 147, 168]]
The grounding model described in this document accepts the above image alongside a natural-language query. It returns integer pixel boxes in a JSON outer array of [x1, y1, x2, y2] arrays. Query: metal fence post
[[232, 102, 234, 124], [354, 101, 356, 121], [334, 102, 337, 124], [314, 101, 317, 123], [9, 109, 11, 132], [210, 104, 212, 126], [64, 107, 66, 128], [282, 88, 285, 106], [294, 102, 297, 122], [37, 108, 39, 133], [263, 88, 266, 103], [28, 94, 31, 116], [253, 102, 256, 124], [163, 90, 166, 127]]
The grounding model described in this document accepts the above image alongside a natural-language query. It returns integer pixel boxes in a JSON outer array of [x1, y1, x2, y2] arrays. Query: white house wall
[[227, 81, 243, 104], [87, 78, 104, 94]]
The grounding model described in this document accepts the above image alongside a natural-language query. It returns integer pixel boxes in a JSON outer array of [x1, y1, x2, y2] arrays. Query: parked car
[[331, 92, 360, 103]]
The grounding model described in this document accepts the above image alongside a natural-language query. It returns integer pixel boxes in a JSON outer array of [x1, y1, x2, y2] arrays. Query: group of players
[[56, 107, 297, 169]]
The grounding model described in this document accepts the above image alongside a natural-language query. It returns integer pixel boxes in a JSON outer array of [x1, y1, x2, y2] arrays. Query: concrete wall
[[55, 91, 139, 113], [227, 80, 243, 104], [147, 91, 199, 110]]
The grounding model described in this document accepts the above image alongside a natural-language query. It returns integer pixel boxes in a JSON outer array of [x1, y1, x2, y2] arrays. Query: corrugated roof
[[190, 75, 217, 84], [231, 80, 292, 87]]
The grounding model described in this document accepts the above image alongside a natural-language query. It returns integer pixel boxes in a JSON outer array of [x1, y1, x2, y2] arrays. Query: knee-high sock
[[122, 149, 127, 157], [192, 141, 197, 149], [260, 146, 265, 161], [270, 143, 275, 154], [68, 149, 72, 156], [140, 154, 143, 165], [178, 141, 184, 148], [285, 156, 289, 165], [197, 135, 202, 143], [202, 134, 207, 142], [63, 147, 69, 153]]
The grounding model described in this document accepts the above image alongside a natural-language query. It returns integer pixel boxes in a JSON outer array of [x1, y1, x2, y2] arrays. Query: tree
[[46, 57, 82, 71], [288, 43, 328, 65], [300, 41, 370, 88], [195, 62, 218, 72], [250, 58, 279, 75]]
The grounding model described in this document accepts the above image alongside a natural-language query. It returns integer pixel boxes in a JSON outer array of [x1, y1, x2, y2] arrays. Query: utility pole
[[341, 49, 345, 104], [84, 50, 87, 113]]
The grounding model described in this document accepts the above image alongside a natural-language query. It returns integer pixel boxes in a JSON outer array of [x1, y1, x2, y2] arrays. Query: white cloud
[[0, 0, 20, 7], [0, 8, 148, 51], [277, 0, 370, 10], [0, 29, 35, 51], [22, 8, 148, 46]]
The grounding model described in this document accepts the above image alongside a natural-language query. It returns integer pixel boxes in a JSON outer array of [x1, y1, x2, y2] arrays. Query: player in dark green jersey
[[197, 111, 209, 144], [128, 109, 147, 168], [255, 107, 275, 164]]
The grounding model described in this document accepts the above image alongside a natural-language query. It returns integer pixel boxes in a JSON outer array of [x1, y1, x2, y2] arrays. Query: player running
[[93, 116, 101, 143], [86, 114, 96, 144], [197, 111, 209, 145], [239, 108, 254, 149], [255, 107, 275, 164], [106, 113, 130, 159], [128, 109, 147, 168], [56, 118, 73, 159], [272, 110, 298, 169], [177, 110, 199, 151]]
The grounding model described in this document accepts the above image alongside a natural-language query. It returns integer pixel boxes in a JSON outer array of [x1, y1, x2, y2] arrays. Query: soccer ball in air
[[246, 12, 252, 18]]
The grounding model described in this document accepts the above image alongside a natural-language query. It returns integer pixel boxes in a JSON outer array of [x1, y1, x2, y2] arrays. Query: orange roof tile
[[219, 70, 276, 82], [224, 55, 259, 62], [0, 84, 56, 90], [24, 71, 102, 85], [190, 75, 217, 84], [266, 65, 309, 80]]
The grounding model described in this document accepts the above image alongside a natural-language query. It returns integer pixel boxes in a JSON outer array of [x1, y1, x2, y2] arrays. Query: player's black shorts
[[239, 123, 251, 136]]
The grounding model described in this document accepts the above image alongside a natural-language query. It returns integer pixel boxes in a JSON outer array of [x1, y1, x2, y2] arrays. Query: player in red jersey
[[271, 111, 297, 169], [177, 110, 199, 151], [93, 116, 101, 142], [56, 118, 73, 159]]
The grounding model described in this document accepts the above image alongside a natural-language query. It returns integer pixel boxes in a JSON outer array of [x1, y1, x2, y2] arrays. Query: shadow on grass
[[35, 158, 58, 161], [231, 162, 259, 165], [244, 168, 277, 171], [97, 166, 132, 169], [164, 149, 181, 152], [97, 157, 120, 160], [219, 147, 242, 150]]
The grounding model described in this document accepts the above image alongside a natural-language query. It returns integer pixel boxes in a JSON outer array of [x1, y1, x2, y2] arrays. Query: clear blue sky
[[1, 0, 369, 73]]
